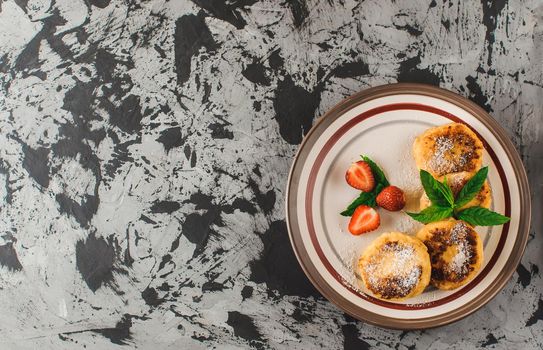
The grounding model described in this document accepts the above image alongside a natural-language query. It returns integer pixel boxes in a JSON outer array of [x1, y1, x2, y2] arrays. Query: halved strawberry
[[345, 161, 375, 192], [348, 205, 380, 235], [376, 186, 406, 211]]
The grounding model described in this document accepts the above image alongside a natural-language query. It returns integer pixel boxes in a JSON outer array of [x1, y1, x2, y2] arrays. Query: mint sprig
[[420, 170, 453, 207], [407, 205, 453, 224], [454, 167, 488, 208], [407, 167, 510, 226], [361, 155, 389, 187], [456, 207, 510, 226], [340, 156, 388, 217]]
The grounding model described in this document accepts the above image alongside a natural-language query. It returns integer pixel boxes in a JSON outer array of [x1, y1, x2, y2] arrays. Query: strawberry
[[348, 205, 380, 235], [345, 161, 375, 192], [376, 186, 406, 211]]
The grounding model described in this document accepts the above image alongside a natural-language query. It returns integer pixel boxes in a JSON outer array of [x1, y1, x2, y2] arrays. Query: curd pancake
[[420, 171, 492, 210], [358, 232, 431, 301], [416, 220, 483, 290], [413, 123, 484, 177]]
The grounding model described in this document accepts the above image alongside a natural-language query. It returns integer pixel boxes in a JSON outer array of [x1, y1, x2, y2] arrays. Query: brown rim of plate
[[285, 83, 531, 330]]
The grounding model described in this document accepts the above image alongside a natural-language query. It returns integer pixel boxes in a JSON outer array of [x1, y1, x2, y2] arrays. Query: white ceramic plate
[[286, 84, 530, 329]]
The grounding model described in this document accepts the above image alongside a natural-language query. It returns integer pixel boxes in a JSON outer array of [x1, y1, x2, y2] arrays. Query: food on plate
[[413, 123, 484, 177], [416, 220, 483, 290], [345, 160, 375, 192], [341, 156, 391, 217], [419, 171, 492, 211], [348, 205, 380, 235], [342, 157, 408, 234], [376, 185, 406, 211], [358, 232, 431, 301], [339, 123, 509, 301], [408, 165, 508, 227]]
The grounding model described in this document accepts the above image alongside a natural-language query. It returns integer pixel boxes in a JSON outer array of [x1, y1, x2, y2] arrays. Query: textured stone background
[[0, 0, 542, 349]]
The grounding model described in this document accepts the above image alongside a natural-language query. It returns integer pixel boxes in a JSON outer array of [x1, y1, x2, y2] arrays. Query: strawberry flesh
[[345, 161, 375, 192], [348, 205, 380, 235]]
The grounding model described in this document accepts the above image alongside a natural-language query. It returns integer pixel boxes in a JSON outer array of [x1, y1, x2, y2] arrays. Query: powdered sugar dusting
[[394, 214, 424, 235], [428, 136, 455, 175], [447, 222, 473, 275], [395, 135, 424, 214], [363, 242, 421, 298], [338, 244, 364, 292], [426, 133, 476, 176]]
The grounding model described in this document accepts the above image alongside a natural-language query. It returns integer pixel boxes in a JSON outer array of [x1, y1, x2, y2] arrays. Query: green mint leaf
[[406, 205, 453, 224], [456, 206, 510, 226], [361, 155, 389, 187], [454, 167, 489, 208], [440, 176, 455, 207], [340, 183, 384, 216], [420, 170, 450, 207]]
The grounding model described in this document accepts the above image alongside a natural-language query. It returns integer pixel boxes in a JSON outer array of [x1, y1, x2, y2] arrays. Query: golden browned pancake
[[416, 220, 483, 290], [413, 123, 484, 177], [358, 232, 431, 301], [419, 171, 492, 210]]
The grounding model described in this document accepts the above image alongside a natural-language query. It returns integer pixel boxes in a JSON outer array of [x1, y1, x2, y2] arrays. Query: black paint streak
[[202, 281, 225, 292], [208, 122, 234, 139], [191, 0, 258, 30], [268, 49, 284, 70], [0, 243, 23, 271], [288, 0, 309, 27], [174, 14, 217, 86], [182, 210, 218, 257], [103, 138, 138, 178], [526, 298, 543, 327], [516, 263, 531, 288], [291, 308, 311, 323], [142, 287, 163, 306], [230, 197, 257, 215], [190, 150, 197, 167], [75, 232, 116, 292], [150, 200, 181, 214], [14, 0, 28, 13], [241, 285, 253, 300], [95, 48, 117, 80], [332, 60, 370, 78], [157, 127, 185, 152], [55, 193, 99, 228], [56, 78, 107, 227], [397, 54, 441, 86], [242, 61, 270, 86], [480, 333, 499, 347], [108, 94, 144, 134], [13, 6, 76, 76], [158, 254, 172, 271], [227, 311, 264, 347], [342, 324, 371, 350], [273, 75, 322, 145], [140, 214, 157, 225], [249, 220, 321, 298], [88, 0, 111, 9], [0, 163, 12, 204], [62, 84, 99, 121], [481, 0, 507, 66], [93, 315, 132, 345], [465, 75, 492, 112], [181, 193, 220, 257], [393, 23, 423, 36], [248, 178, 275, 214], [21, 143, 50, 187], [60, 314, 134, 345]]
